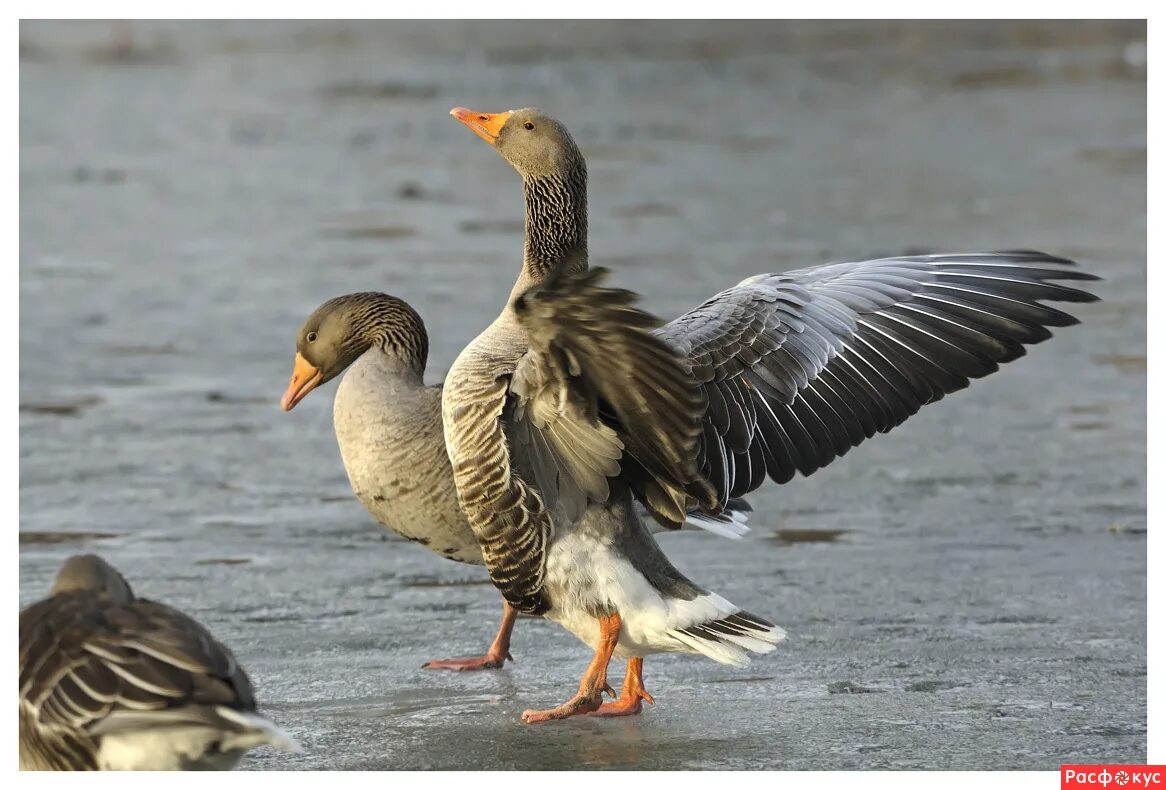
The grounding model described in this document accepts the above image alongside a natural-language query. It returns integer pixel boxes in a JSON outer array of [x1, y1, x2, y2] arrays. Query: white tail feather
[[715, 628, 785, 654], [214, 708, 302, 754], [665, 593, 785, 666], [670, 629, 752, 667]]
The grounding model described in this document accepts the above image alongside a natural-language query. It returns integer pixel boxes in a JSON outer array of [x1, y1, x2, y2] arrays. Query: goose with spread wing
[[445, 106, 1099, 722], [278, 293, 748, 672], [19, 554, 299, 770]]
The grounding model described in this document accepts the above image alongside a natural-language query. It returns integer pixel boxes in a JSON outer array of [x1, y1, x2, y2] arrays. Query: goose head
[[450, 106, 584, 180], [281, 293, 428, 411], [51, 554, 134, 602]]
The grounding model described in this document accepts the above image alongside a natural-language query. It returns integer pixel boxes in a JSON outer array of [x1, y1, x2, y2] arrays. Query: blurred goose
[[19, 554, 299, 770], [279, 293, 749, 671], [444, 106, 1099, 722]]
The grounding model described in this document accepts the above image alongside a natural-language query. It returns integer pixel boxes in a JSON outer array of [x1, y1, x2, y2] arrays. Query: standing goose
[[19, 554, 299, 770], [444, 106, 1099, 722], [445, 265, 772, 723], [279, 293, 751, 671]]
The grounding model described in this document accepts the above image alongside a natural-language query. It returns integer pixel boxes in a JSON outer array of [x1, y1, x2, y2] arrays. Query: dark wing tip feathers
[[985, 249, 1100, 276], [671, 249, 1098, 509]]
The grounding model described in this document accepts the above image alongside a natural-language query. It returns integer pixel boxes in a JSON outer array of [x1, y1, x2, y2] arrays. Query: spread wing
[[653, 250, 1100, 509], [19, 591, 255, 737], [442, 267, 711, 614]]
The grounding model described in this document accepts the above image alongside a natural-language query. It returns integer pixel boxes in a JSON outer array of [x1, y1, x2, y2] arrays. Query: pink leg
[[422, 600, 517, 671]]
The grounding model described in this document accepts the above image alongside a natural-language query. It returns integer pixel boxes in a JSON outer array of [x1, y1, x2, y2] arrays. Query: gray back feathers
[[20, 554, 294, 770]]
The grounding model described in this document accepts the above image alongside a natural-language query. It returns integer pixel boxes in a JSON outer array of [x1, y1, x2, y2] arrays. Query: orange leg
[[422, 600, 517, 671], [587, 657, 654, 717], [522, 613, 621, 724]]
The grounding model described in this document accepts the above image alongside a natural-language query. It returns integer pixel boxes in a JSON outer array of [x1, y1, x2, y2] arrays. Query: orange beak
[[281, 353, 323, 412], [450, 107, 513, 145]]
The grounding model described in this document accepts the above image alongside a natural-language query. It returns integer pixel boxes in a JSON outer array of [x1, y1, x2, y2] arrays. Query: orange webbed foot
[[522, 613, 621, 724], [421, 650, 512, 671], [521, 688, 609, 723], [587, 657, 654, 717]]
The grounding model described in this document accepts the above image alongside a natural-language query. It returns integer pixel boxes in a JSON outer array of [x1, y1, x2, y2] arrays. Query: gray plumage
[[507, 253, 1100, 610], [445, 267, 713, 614], [290, 290, 748, 560], [444, 107, 1098, 682], [290, 293, 481, 562], [442, 263, 782, 666], [19, 555, 298, 770], [654, 250, 1101, 505], [283, 291, 750, 662]]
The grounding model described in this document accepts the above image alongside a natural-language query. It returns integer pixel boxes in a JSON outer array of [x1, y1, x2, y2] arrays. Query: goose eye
[[523, 121, 535, 131], [306, 332, 318, 343]]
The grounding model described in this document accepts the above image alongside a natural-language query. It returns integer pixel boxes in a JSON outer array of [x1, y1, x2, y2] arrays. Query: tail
[[212, 708, 302, 754], [667, 593, 785, 668], [89, 705, 301, 755]]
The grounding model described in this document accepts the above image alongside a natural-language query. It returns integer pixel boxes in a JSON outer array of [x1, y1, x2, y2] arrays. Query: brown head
[[450, 106, 584, 180], [281, 293, 429, 411], [50, 554, 134, 602]]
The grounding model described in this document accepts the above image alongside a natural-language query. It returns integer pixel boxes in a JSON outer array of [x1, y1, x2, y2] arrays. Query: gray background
[[19, 20, 1145, 770]]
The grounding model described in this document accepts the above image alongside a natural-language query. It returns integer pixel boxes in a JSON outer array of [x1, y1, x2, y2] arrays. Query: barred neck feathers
[[349, 294, 429, 375], [522, 158, 588, 282]]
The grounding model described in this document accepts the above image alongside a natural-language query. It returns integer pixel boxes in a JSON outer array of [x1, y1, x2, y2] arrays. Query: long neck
[[521, 159, 588, 283]]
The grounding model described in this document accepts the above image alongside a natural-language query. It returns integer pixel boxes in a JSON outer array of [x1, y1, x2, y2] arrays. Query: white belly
[[542, 529, 742, 659]]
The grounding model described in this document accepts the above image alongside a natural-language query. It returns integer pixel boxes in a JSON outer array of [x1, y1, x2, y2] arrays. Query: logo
[[1062, 766, 1164, 789]]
